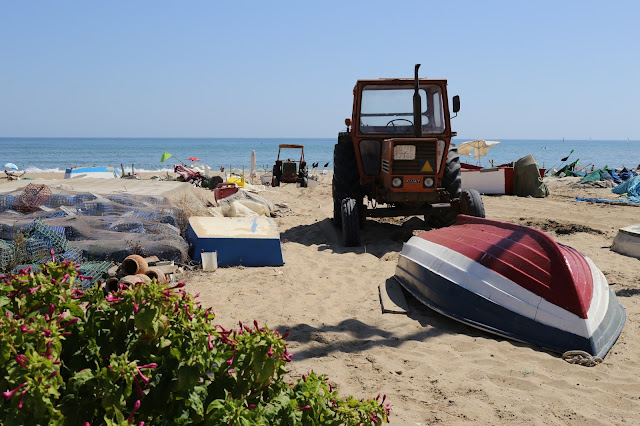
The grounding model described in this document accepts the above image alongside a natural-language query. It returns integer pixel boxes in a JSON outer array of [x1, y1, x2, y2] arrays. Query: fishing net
[[0, 182, 211, 274]]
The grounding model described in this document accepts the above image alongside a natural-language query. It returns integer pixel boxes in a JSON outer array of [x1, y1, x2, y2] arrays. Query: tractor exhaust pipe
[[413, 64, 422, 137]]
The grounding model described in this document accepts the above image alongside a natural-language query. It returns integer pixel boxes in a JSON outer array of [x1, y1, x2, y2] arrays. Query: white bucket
[[201, 251, 218, 271]]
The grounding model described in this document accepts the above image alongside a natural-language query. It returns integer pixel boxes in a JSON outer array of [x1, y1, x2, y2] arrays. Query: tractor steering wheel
[[386, 118, 414, 127]]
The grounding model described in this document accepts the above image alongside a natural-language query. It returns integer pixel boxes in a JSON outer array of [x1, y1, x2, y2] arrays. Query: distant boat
[[64, 166, 121, 179]]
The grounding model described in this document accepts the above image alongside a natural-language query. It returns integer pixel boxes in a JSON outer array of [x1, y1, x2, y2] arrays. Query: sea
[[0, 137, 638, 174]]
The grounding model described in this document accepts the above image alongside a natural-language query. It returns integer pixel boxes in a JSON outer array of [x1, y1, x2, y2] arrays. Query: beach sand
[[8, 172, 640, 424]]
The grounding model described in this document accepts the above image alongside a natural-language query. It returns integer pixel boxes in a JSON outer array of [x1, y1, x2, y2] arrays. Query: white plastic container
[[201, 251, 218, 271]]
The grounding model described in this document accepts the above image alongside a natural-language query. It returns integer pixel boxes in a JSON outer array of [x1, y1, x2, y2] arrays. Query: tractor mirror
[[345, 118, 352, 127], [452, 95, 460, 113]]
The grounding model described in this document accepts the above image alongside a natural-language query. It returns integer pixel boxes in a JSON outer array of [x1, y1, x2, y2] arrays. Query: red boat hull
[[395, 215, 626, 358]]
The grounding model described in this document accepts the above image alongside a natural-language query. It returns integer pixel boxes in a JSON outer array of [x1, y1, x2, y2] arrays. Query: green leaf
[[176, 365, 200, 392], [134, 306, 157, 333], [0, 341, 11, 365], [187, 385, 207, 417], [69, 368, 95, 390], [206, 399, 225, 414], [67, 303, 84, 318]]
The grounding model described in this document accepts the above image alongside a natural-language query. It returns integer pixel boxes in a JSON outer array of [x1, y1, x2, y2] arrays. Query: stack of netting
[[7, 219, 83, 268], [1, 189, 191, 263], [0, 194, 15, 212], [5, 219, 113, 288]]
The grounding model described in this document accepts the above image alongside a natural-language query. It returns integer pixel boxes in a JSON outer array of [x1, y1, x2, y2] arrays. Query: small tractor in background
[[333, 64, 485, 246], [272, 144, 309, 187]]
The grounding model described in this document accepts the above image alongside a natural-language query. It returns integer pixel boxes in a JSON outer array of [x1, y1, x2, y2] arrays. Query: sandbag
[[513, 155, 549, 198]]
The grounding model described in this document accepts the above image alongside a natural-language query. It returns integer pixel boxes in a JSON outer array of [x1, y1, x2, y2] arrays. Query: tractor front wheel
[[427, 146, 462, 228], [341, 198, 361, 247]]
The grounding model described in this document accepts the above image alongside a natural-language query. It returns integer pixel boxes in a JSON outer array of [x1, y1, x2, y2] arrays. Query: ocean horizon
[[1, 137, 638, 174]]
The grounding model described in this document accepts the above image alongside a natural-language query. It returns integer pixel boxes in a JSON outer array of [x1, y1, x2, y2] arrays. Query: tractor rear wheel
[[272, 164, 282, 187], [428, 147, 462, 228], [460, 189, 485, 218], [332, 138, 360, 226], [341, 198, 360, 246]]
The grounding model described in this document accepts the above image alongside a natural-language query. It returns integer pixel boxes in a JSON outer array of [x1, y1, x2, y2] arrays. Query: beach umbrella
[[250, 150, 256, 175], [4, 162, 18, 170], [457, 140, 502, 160], [188, 157, 200, 162]]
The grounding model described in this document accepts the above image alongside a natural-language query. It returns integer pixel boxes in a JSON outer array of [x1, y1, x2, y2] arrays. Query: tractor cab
[[271, 144, 309, 187]]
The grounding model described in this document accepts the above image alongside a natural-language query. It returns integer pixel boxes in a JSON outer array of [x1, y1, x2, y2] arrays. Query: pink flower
[[17, 389, 27, 409], [126, 399, 141, 423], [16, 354, 29, 369], [227, 352, 236, 365], [20, 325, 36, 333], [3, 382, 28, 400], [133, 376, 143, 397], [137, 363, 157, 369], [136, 367, 151, 384], [228, 369, 235, 374], [208, 333, 214, 350], [60, 318, 79, 329], [133, 300, 139, 314], [267, 345, 273, 357], [296, 405, 311, 410]]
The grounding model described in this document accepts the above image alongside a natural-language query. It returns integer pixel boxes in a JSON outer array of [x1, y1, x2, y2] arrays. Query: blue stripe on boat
[[395, 255, 625, 358]]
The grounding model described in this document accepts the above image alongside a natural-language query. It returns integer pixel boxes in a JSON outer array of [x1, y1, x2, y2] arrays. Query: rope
[[562, 350, 603, 367]]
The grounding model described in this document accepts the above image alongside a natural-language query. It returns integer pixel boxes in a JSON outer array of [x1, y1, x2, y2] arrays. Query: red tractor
[[333, 65, 485, 246], [271, 144, 309, 187]]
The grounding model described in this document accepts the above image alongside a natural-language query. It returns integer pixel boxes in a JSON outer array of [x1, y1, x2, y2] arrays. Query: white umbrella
[[3, 162, 18, 170], [457, 140, 501, 163], [250, 150, 256, 181]]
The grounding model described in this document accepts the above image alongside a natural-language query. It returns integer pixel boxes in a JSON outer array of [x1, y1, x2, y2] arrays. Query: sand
[[7, 172, 640, 424]]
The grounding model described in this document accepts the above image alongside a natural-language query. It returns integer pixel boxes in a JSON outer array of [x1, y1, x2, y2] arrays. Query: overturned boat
[[395, 215, 625, 358], [64, 166, 121, 179]]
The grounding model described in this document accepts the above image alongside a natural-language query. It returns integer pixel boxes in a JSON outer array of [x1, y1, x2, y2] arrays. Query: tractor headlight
[[392, 177, 403, 188], [424, 177, 434, 188]]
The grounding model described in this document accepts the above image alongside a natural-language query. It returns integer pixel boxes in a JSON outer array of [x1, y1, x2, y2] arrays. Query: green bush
[[0, 259, 390, 425]]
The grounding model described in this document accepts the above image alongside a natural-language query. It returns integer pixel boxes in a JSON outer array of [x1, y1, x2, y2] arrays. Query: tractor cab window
[[359, 85, 446, 135]]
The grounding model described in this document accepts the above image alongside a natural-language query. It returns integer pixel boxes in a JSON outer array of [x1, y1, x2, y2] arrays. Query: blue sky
[[1, 1, 638, 140]]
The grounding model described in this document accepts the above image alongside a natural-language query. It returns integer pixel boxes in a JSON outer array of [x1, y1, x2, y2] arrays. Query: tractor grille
[[392, 142, 437, 175]]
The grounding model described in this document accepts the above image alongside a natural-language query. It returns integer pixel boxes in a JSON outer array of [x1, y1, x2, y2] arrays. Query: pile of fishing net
[[0, 184, 207, 272]]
